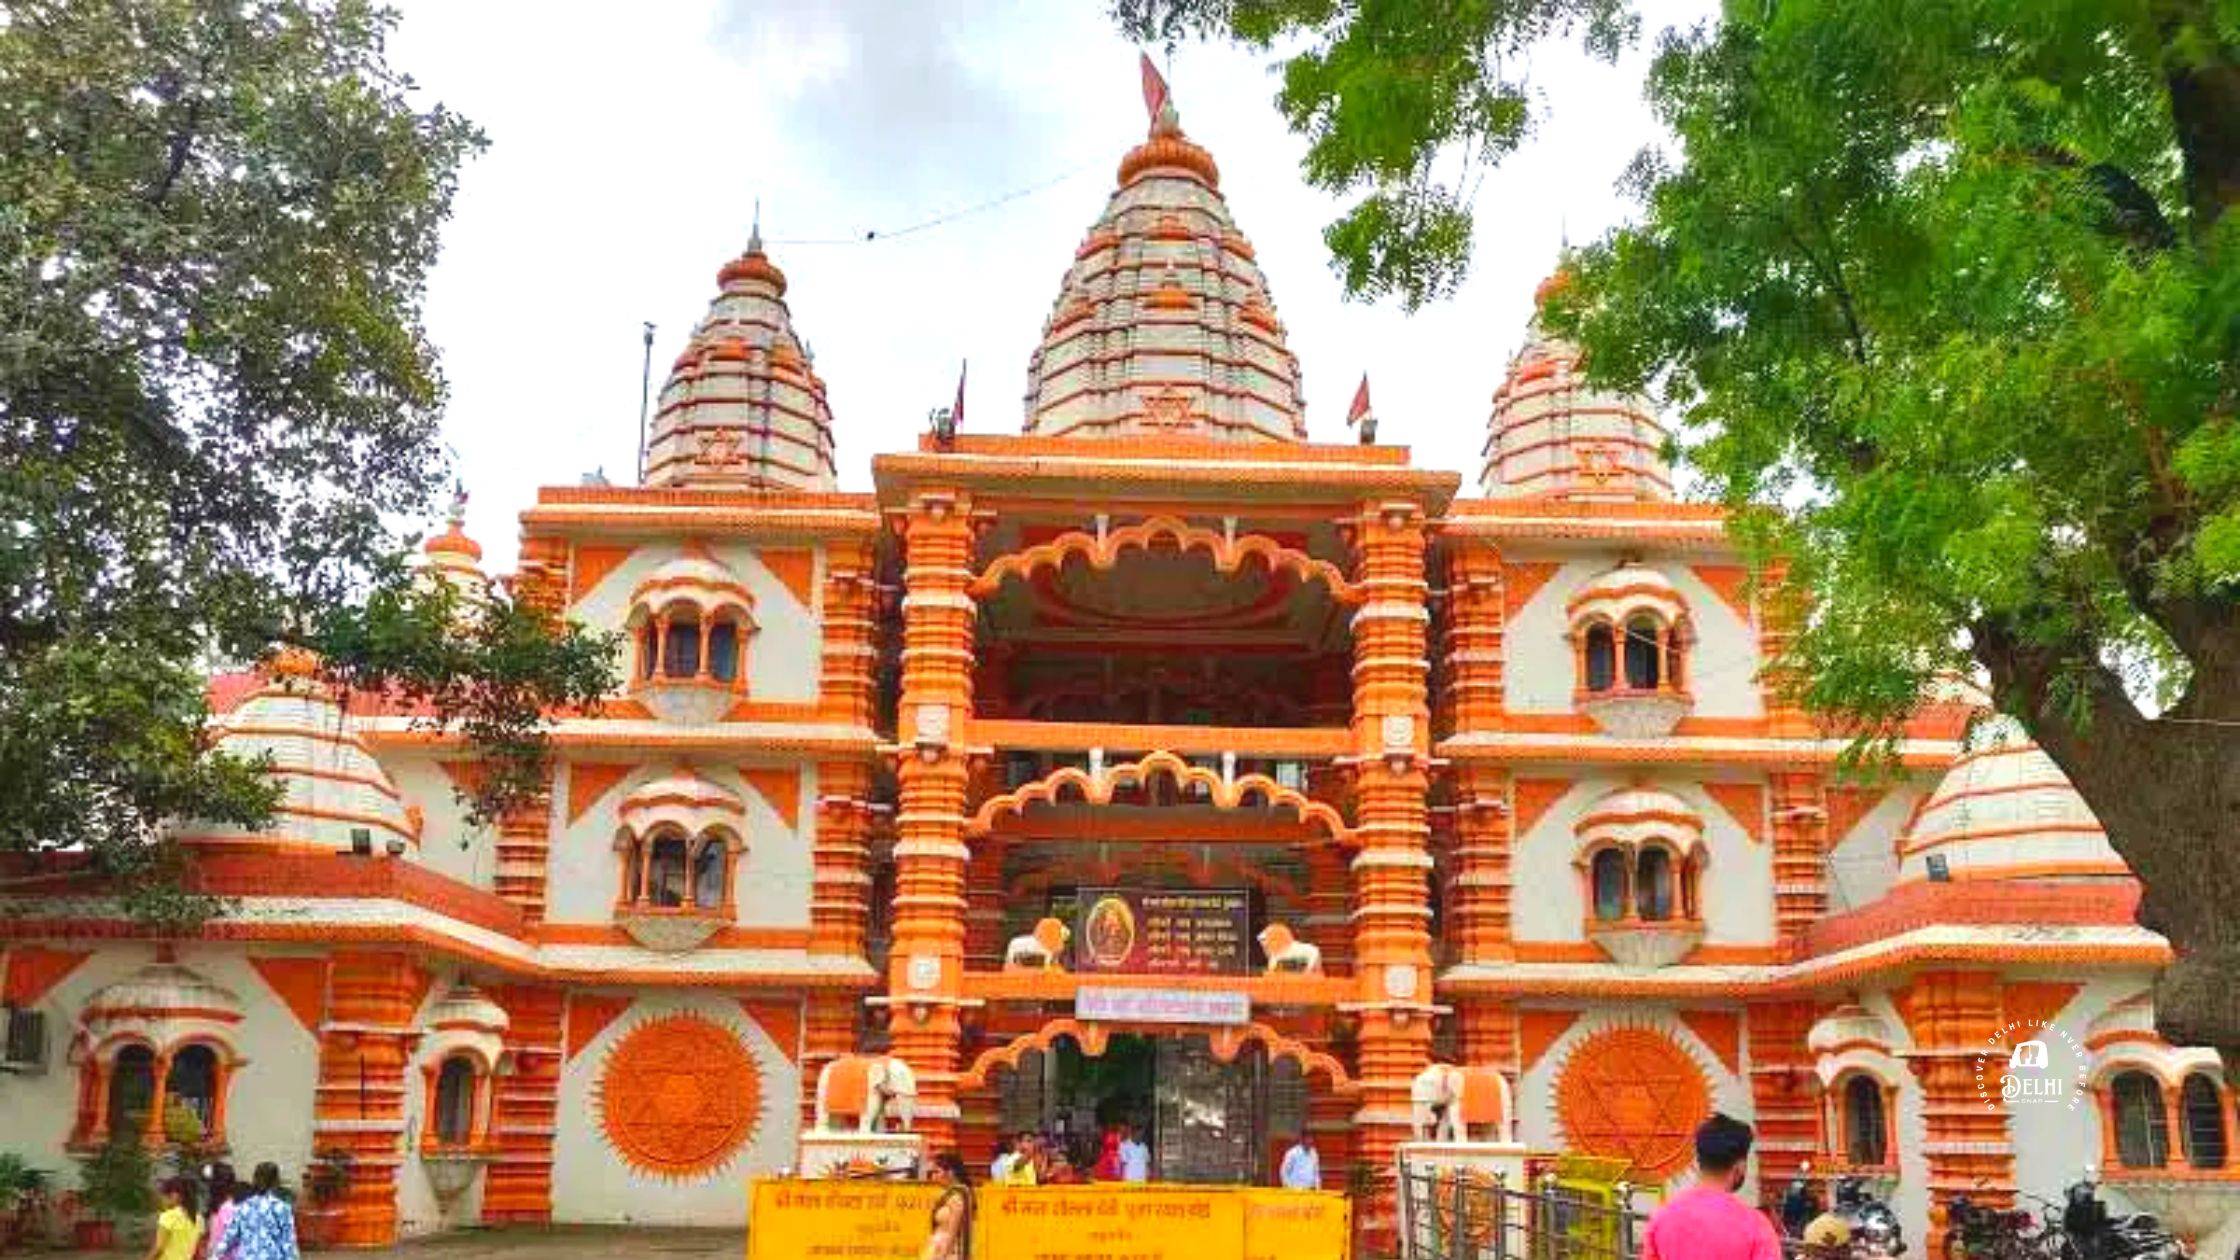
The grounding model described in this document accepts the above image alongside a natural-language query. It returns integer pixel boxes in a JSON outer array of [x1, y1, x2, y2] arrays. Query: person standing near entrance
[[1279, 1132, 1320, 1190], [1002, 1135, 1040, 1186], [1119, 1123, 1150, 1183], [922, 1154, 973, 1260], [1641, 1115, 1781, 1260]]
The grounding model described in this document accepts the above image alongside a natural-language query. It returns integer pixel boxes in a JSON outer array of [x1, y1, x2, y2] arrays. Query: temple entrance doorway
[[996, 1033, 1302, 1185]]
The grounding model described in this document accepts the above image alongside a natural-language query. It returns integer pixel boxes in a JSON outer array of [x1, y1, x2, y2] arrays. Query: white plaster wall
[[2010, 974, 2161, 1212], [542, 762, 813, 929], [1823, 783, 1926, 913], [0, 944, 323, 1192], [386, 753, 502, 890], [549, 990, 800, 1226], [569, 541, 823, 705], [1503, 555, 1764, 719], [1510, 775, 1776, 946], [1513, 1004, 1753, 1197], [395, 970, 487, 1238]]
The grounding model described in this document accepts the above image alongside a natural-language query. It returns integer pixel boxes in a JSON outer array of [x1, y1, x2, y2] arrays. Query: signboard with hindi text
[[1073, 887, 1251, 975], [1077, 986, 1250, 1026], [747, 1180, 1351, 1260]]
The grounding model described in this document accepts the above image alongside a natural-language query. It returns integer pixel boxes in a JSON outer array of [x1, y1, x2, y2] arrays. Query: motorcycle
[[1942, 1190, 2042, 1260], [1833, 1176, 1907, 1259], [2052, 1174, 2188, 1260]]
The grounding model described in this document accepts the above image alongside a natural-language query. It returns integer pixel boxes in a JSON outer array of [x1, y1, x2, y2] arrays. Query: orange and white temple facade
[[4, 83, 2237, 1252]]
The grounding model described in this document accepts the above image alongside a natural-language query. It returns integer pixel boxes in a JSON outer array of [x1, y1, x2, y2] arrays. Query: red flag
[[1347, 373, 1372, 428], [1139, 52, 1170, 124], [953, 360, 967, 429]]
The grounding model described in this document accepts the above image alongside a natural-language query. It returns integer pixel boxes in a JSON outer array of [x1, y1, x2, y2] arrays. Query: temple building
[[3, 77, 2235, 1254]]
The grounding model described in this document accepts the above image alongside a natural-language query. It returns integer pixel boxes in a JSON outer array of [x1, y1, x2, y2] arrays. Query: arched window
[[661, 616, 703, 679], [2181, 1072, 2227, 1169], [2112, 1070, 2171, 1168], [433, 1056, 478, 1145], [1591, 849, 1629, 922], [691, 839, 726, 909], [1842, 1075, 1889, 1167], [1636, 848, 1674, 921], [707, 621, 741, 683], [1623, 616, 1663, 690], [165, 1044, 219, 1132], [106, 1045, 156, 1139], [646, 835, 689, 907], [1584, 624, 1617, 692]]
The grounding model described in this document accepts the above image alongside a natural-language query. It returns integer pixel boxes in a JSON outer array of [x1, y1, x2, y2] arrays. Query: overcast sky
[[386, 0, 1719, 570]]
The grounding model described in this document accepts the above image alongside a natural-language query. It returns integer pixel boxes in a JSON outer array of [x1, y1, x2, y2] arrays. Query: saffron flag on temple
[[1348, 373, 1377, 444], [1140, 51, 1169, 123], [953, 360, 967, 429]]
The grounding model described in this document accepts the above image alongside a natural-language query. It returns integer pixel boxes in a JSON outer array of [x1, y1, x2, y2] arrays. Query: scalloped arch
[[968, 515, 1364, 605], [967, 750, 1351, 845], [959, 1019, 1355, 1092]]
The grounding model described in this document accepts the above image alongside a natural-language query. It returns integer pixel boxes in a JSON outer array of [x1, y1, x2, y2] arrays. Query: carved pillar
[[481, 985, 563, 1224], [1897, 972, 2012, 1231], [494, 792, 556, 923], [811, 762, 875, 958], [313, 952, 422, 1247], [1745, 1001, 1820, 1197], [1769, 773, 1829, 943], [1444, 543, 1507, 734], [1456, 1000, 1518, 1076], [1348, 500, 1434, 1236], [819, 538, 880, 728], [884, 492, 977, 1152], [1449, 764, 1514, 966]]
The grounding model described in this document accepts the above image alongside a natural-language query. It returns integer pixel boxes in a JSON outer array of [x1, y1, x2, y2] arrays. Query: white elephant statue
[[814, 1054, 918, 1134], [1409, 1063, 1514, 1144]]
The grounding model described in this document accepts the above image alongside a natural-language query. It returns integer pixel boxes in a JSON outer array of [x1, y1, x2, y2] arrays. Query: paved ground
[[344, 1228, 744, 1260]]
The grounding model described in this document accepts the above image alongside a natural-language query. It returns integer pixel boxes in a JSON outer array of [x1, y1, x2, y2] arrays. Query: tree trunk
[[2024, 711, 2240, 1052]]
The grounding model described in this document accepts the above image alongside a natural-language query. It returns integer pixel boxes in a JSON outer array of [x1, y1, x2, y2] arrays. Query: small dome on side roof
[[1896, 716, 2130, 884], [175, 653, 419, 853]]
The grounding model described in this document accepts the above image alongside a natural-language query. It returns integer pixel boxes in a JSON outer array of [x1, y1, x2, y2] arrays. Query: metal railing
[[1397, 1160, 1650, 1260]]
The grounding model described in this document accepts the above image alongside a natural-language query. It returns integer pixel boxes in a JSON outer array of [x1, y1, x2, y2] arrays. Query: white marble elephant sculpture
[[814, 1054, 918, 1134], [1409, 1063, 1514, 1144]]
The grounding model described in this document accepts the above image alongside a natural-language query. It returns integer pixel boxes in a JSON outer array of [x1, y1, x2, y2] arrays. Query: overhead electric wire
[[764, 160, 1101, 248]]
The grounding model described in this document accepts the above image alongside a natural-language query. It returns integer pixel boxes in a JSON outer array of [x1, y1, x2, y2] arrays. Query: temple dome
[[644, 228, 838, 491], [1896, 718, 2130, 884], [1021, 96, 1305, 442], [1482, 272, 1671, 500], [418, 490, 490, 607], [175, 653, 420, 852]]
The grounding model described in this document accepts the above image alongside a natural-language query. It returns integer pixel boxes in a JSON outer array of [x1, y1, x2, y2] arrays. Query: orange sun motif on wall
[[596, 1013, 762, 1179], [1554, 1026, 1711, 1183]]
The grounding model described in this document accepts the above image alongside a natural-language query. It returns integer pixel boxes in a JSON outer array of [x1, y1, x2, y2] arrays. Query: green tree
[[0, 0, 617, 924], [1114, 0, 1636, 309], [1127, 0, 2240, 1050]]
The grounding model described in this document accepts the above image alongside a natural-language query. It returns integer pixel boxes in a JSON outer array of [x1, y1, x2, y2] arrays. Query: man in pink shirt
[[1642, 1114, 1783, 1260]]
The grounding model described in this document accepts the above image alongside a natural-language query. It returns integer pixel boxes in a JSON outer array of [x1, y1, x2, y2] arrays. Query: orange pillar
[[494, 794, 555, 923], [1348, 499, 1434, 1237], [810, 761, 875, 958], [481, 984, 563, 1224], [1768, 773, 1829, 944], [1745, 1001, 1819, 1197], [885, 491, 977, 1153], [313, 952, 422, 1247], [1897, 972, 2012, 1231]]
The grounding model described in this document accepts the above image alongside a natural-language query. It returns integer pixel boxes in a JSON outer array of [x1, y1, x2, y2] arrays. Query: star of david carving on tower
[[1575, 443, 1625, 485], [696, 428, 746, 467], [1139, 387, 1200, 430]]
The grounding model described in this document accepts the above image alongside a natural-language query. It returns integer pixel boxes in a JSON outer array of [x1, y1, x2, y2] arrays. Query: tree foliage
[[1113, 0, 1637, 308], [0, 0, 618, 916], [1138, 0, 2240, 1047]]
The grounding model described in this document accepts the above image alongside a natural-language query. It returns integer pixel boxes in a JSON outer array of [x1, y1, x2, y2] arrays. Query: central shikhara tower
[[1, 70, 2227, 1256]]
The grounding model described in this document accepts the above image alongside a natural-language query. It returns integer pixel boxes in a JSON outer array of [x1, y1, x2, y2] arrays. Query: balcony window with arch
[[2111, 1070, 2172, 1169], [1567, 561, 1693, 737], [613, 768, 747, 951], [627, 549, 758, 725], [70, 959, 246, 1149], [1574, 786, 1706, 969], [416, 986, 509, 1180], [1838, 1073, 1892, 1168]]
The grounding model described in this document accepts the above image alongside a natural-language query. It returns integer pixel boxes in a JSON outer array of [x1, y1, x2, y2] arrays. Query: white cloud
[[387, 0, 1718, 569]]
